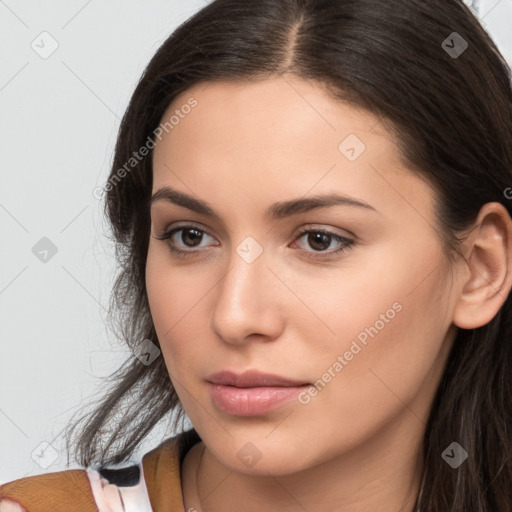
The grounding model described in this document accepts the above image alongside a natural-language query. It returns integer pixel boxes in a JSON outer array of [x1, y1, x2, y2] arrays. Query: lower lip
[[207, 383, 309, 416]]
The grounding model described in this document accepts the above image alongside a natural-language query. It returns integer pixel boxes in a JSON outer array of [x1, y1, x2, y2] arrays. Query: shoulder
[[0, 463, 149, 512], [0, 468, 97, 511], [0, 429, 200, 512]]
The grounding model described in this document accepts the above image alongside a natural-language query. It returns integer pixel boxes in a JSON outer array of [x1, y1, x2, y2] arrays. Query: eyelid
[[155, 220, 215, 239], [295, 223, 354, 239]]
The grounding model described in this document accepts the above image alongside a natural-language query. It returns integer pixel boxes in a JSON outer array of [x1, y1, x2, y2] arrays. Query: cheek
[[145, 246, 214, 374], [299, 246, 451, 433]]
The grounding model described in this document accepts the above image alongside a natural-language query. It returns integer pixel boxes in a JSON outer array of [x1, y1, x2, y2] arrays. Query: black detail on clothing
[[98, 464, 141, 487]]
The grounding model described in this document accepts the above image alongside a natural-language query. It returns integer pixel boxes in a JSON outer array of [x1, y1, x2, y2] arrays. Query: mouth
[[206, 369, 310, 387], [206, 370, 311, 416]]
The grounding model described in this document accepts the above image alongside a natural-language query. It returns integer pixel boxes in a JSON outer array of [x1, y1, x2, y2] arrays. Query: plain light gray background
[[1, 0, 511, 484]]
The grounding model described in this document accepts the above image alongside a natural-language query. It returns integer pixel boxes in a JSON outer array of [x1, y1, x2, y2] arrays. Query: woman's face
[[146, 76, 461, 475]]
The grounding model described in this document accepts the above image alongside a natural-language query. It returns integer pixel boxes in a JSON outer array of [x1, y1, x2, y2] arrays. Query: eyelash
[[154, 224, 355, 260]]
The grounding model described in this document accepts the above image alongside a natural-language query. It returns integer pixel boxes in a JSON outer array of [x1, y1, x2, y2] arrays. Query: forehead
[[151, 77, 436, 227], [160, 77, 379, 146]]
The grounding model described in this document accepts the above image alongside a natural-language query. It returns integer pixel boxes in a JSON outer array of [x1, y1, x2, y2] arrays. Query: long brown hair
[[64, 0, 512, 509]]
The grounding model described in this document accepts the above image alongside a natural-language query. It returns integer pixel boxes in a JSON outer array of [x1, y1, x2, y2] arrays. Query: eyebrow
[[149, 186, 379, 220]]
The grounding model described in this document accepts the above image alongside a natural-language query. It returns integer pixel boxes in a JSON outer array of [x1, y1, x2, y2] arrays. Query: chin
[[207, 436, 322, 477], [228, 454, 307, 477]]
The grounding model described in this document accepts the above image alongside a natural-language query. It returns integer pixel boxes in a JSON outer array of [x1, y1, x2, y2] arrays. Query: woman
[[2, 0, 512, 510]]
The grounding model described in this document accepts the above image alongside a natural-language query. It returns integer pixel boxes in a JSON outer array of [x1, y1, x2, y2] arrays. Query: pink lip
[[206, 370, 310, 416], [206, 370, 309, 387]]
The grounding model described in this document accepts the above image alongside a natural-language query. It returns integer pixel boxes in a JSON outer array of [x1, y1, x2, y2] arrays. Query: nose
[[210, 241, 285, 346]]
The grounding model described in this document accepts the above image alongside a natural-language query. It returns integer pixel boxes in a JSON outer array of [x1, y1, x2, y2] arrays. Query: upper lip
[[206, 370, 309, 388]]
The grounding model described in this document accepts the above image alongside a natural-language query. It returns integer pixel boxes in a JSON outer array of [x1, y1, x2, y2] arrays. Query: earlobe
[[452, 202, 512, 330]]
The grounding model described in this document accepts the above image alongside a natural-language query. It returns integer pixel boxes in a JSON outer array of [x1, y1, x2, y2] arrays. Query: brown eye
[[155, 224, 218, 256], [178, 228, 204, 247], [306, 232, 332, 251], [293, 228, 355, 260]]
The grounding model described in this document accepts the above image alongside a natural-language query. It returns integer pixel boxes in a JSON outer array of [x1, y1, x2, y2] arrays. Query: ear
[[453, 202, 512, 330]]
